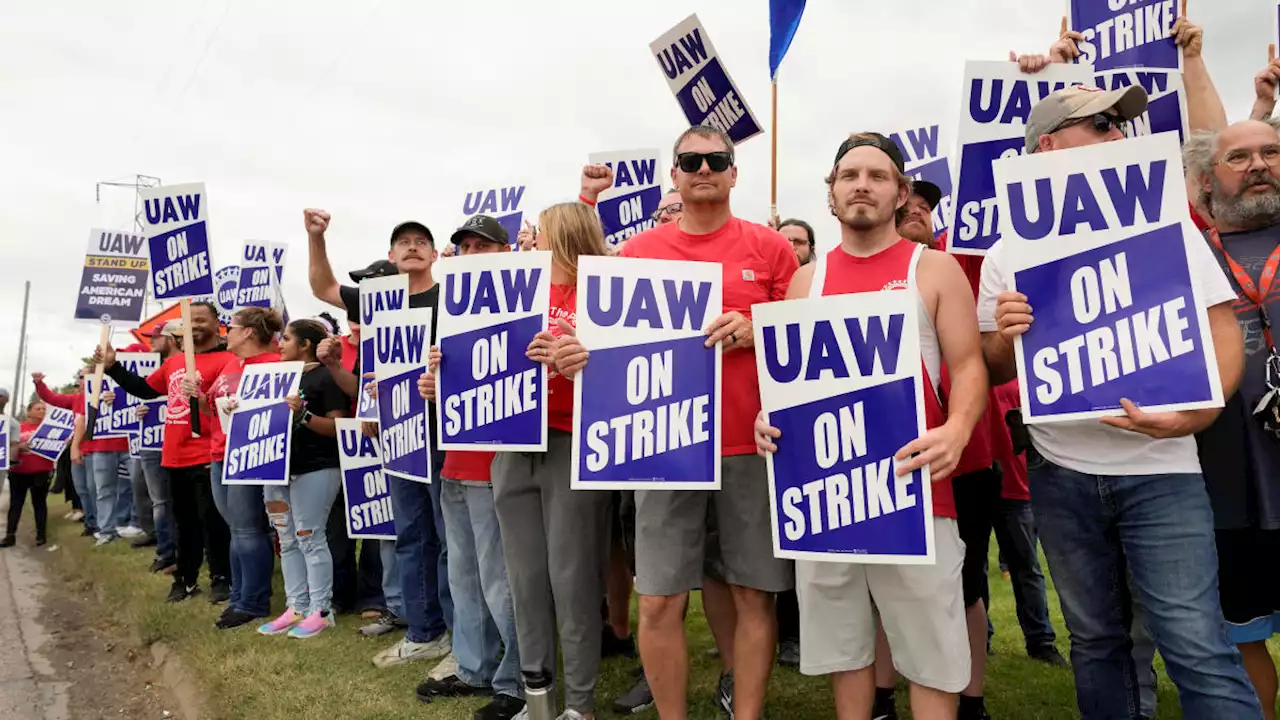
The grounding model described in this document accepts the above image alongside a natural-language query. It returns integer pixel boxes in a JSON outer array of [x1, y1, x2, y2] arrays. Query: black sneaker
[[149, 557, 177, 574], [473, 694, 526, 720], [80, 527, 96, 538], [0, 537, 15, 549], [777, 638, 800, 668], [716, 671, 734, 717], [130, 535, 157, 549], [215, 608, 264, 630], [1028, 645, 1069, 668], [872, 694, 899, 720], [416, 675, 493, 703], [208, 576, 232, 604], [166, 582, 201, 603], [601, 627, 638, 659], [35, 536, 46, 547], [612, 670, 654, 715]]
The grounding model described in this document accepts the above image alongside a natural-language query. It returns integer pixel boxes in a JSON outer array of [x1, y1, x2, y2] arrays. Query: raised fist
[[304, 208, 331, 236], [580, 164, 615, 202], [31, 372, 44, 385]]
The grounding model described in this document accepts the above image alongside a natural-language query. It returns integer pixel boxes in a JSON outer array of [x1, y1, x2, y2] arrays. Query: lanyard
[[1208, 228, 1280, 350]]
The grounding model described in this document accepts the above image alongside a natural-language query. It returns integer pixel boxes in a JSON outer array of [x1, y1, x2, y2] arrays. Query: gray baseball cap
[[1024, 85, 1148, 154], [0, 388, 9, 399]]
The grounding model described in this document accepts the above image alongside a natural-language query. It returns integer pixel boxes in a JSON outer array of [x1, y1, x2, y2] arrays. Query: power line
[[172, 0, 234, 104]]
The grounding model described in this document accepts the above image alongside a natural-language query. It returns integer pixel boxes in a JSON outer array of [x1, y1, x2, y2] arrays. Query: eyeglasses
[[393, 236, 433, 249], [1218, 145, 1280, 172], [676, 151, 733, 174], [651, 203, 684, 221]]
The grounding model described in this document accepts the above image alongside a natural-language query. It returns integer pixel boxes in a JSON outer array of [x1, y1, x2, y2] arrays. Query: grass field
[[36, 500, 1205, 720]]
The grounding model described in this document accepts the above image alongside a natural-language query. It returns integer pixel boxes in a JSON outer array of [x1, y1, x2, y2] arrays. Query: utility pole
[[97, 174, 161, 313], [12, 280, 30, 407]]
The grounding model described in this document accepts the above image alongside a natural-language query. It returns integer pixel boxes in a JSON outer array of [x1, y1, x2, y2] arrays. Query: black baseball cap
[[349, 260, 398, 283], [389, 221, 434, 247], [832, 132, 906, 174], [910, 180, 943, 211], [450, 215, 510, 246]]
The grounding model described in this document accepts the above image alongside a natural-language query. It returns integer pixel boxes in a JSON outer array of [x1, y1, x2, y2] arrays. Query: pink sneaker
[[257, 608, 301, 636], [287, 611, 335, 639]]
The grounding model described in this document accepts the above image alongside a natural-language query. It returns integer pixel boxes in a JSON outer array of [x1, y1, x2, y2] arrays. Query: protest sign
[[139, 398, 166, 452], [270, 242, 290, 321], [462, 185, 527, 249], [128, 432, 141, 460], [336, 418, 396, 540], [109, 353, 162, 435], [952, 61, 1093, 256], [359, 275, 410, 421], [212, 266, 239, 326], [437, 251, 550, 451], [993, 132, 1223, 423], [141, 183, 214, 300], [888, 125, 953, 239], [375, 307, 433, 484], [235, 240, 278, 311], [650, 14, 763, 144], [754, 291, 933, 563], [1094, 69, 1189, 143], [28, 406, 76, 462], [571, 256, 722, 490], [589, 150, 663, 249], [84, 374, 125, 439], [1070, 0, 1182, 72], [75, 229, 149, 326], [221, 362, 303, 485], [0, 417, 8, 471]]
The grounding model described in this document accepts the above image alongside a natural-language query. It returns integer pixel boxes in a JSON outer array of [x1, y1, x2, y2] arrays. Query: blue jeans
[[381, 540, 403, 618], [390, 448, 452, 643], [1028, 453, 1261, 719], [71, 459, 96, 532], [209, 461, 273, 616], [441, 478, 521, 699], [265, 468, 342, 615], [993, 497, 1057, 652], [90, 451, 131, 536], [129, 458, 154, 535], [140, 452, 175, 561]]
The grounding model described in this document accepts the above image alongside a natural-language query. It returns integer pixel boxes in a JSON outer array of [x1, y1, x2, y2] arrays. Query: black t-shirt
[[291, 365, 351, 475], [1195, 225, 1280, 530]]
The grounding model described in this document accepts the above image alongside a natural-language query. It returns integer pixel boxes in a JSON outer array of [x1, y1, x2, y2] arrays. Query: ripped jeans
[[264, 467, 343, 616]]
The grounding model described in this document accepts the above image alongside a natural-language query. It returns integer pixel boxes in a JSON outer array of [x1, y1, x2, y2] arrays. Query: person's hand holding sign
[[417, 346, 441, 403], [134, 404, 150, 421], [579, 164, 614, 205], [1099, 399, 1217, 439], [526, 331, 556, 367], [754, 410, 781, 456], [101, 391, 115, 406], [551, 319, 589, 378], [91, 344, 116, 370], [1252, 45, 1280, 121], [705, 311, 753, 351], [893, 421, 969, 482], [993, 292, 1033, 340], [1171, 3, 1202, 60], [285, 394, 303, 416], [1047, 16, 1083, 64], [178, 371, 202, 399]]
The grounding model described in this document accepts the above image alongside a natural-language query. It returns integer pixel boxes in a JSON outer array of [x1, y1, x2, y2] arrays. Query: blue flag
[[768, 0, 806, 81]]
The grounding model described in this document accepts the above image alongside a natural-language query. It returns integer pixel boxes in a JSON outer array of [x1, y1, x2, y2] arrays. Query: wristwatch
[[297, 409, 315, 427]]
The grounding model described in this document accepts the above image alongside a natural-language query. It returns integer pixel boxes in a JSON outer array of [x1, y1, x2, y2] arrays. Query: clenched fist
[[317, 337, 342, 368], [304, 208, 331, 236], [580, 164, 615, 202]]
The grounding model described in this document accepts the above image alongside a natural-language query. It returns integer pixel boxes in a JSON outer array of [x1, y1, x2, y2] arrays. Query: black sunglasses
[[1057, 113, 1127, 136], [676, 151, 733, 174]]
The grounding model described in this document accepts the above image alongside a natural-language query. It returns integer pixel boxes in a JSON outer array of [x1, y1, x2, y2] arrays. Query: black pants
[[6, 472, 51, 540], [55, 448, 81, 510], [168, 464, 231, 588], [953, 467, 1001, 608], [327, 498, 385, 613], [776, 589, 800, 643]]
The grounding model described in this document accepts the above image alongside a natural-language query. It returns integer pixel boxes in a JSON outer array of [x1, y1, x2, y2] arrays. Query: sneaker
[[117, 526, 145, 539], [130, 535, 157, 549], [427, 653, 460, 681], [715, 672, 734, 717], [215, 609, 264, 630], [557, 711, 586, 720], [0, 537, 15, 549], [416, 673, 492, 702], [35, 537, 46, 547], [359, 610, 406, 637], [70, 510, 84, 522], [166, 582, 200, 603], [94, 534, 116, 547], [1028, 645, 1069, 668], [474, 694, 527, 720], [149, 557, 177, 574], [209, 576, 232, 604], [80, 527, 96, 537], [63, 511, 76, 521], [872, 694, 899, 720], [288, 611, 335, 639], [777, 638, 800, 668], [371, 634, 451, 668], [258, 609, 302, 636], [601, 627, 637, 659], [612, 672, 654, 715]]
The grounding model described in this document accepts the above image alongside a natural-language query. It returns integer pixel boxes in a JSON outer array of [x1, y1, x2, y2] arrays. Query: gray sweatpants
[[492, 430, 610, 714]]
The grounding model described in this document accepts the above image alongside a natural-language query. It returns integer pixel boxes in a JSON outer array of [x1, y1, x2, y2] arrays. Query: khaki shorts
[[634, 454, 794, 596], [795, 517, 969, 693]]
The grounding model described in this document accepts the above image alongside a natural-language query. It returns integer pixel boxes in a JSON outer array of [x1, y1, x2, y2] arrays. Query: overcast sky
[[0, 0, 1270, 405]]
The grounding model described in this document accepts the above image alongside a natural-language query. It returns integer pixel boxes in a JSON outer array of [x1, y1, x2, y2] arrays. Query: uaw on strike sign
[[375, 307, 433, 484], [571, 256, 722, 490], [753, 292, 933, 564], [993, 132, 1224, 423], [76, 229, 149, 326], [141, 183, 214, 299], [359, 275, 409, 420], [589, 149, 663, 249], [650, 14, 762, 144], [222, 362, 303, 485]]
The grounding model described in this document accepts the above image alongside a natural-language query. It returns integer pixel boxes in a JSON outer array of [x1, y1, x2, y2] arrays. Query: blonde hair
[[539, 202, 609, 278], [233, 306, 284, 345]]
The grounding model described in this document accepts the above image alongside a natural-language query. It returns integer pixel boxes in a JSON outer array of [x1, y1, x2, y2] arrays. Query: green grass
[[35, 498, 1228, 719]]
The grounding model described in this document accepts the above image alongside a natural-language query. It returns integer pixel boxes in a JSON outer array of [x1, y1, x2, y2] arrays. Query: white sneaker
[[94, 535, 115, 547], [427, 652, 459, 681], [557, 711, 586, 720], [370, 633, 450, 668], [117, 526, 145, 539]]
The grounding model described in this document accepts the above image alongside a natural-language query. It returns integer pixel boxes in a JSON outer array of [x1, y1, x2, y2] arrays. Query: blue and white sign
[[128, 432, 141, 460], [359, 275, 409, 421], [110, 353, 162, 435], [84, 374, 125, 440], [75, 229, 150, 327], [0, 417, 9, 471], [754, 291, 933, 563], [337, 418, 396, 540], [375, 307, 433, 484], [235, 240, 278, 311], [1093, 69, 1189, 144], [589, 149, 663, 249], [437, 251, 551, 452], [222, 361, 303, 485], [650, 14, 763, 144], [28, 406, 76, 462], [571, 256, 722, 490], [142, 183, 214, 300], [139, 398, 166, 452], [952, 61, 1093, 256], [1070, 0, 1183, 72], [888, 125, 952, 239], [994, 132, 1223, 423], [210, 266, 239, 327], [462, 186, 527, 249]]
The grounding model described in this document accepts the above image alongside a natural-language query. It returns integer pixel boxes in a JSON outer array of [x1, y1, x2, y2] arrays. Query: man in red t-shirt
[[554, 125, 799, 719]]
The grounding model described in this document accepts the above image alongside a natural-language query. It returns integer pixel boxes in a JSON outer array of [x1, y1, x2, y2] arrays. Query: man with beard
[[1188, 119, 1280, 718], [896, 180, 941, 250], [778, 218, 815, 265]]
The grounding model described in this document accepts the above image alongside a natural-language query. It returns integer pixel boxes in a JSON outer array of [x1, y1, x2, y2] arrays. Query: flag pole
[[770, 78, 778, 220]]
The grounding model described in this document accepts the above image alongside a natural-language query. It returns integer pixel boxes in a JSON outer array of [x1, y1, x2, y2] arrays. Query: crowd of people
[[5, 13, 1280, 720]]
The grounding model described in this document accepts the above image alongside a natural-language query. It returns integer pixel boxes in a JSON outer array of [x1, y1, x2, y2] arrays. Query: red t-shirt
[[547, 283, 577, 433], [340, 335, 360, 415], [620, 217, 799, 455], [208, 352, 282, 462], [991, 381, 1029, 501], [139, 350, 236, 468], [441, 451, 496, 483], [11, 421, 55, 474]]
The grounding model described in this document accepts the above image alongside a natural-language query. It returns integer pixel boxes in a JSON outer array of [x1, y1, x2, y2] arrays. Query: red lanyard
[[1208, 228, 1280, 350]]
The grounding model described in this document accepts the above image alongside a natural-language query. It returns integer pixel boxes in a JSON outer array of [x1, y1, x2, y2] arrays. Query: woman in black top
[[257, 319, 351, 639]]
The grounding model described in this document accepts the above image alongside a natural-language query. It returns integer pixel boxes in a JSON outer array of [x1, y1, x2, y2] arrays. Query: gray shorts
[[634, 454, 794, 596]]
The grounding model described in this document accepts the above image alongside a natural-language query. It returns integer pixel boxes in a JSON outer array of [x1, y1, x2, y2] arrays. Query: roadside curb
[[151, 641, 202, 720]]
